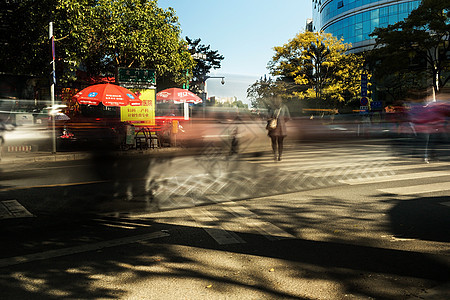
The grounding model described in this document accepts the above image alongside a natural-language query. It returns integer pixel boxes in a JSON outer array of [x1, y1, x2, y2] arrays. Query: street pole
[[201, 76, 225, 118], [49, 22, 56, 154], [202, 79, 207, 119]]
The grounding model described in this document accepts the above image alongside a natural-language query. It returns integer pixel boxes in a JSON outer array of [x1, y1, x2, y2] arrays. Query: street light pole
[[201, 76, 225, 118], [49, 22, 56, 154]]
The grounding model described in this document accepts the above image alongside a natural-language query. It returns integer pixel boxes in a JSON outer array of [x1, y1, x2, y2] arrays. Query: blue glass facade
[[312, 0, 421, 52]]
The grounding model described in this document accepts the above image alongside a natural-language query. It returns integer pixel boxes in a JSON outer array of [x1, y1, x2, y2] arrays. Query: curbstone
[[34, 156, 57, 163]]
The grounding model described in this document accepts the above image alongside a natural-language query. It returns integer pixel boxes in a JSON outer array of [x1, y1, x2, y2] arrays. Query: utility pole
[[201, 75, 225, 117], [49, 22, 56, 153]]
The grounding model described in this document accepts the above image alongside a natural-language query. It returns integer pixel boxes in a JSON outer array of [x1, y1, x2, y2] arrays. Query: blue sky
[[158, 0, 312, 104]]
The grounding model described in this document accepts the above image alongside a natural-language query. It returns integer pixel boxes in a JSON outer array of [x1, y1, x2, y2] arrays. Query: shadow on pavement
[[0, 215, 448, 299], [385, 195, 450, 243]]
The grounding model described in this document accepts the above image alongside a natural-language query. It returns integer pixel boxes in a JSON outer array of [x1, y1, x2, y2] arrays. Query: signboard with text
[[118, 68, 156, 89], [361, 73, 368, 97], [120, 89, 155, 125], [371, 101, 382, 110]]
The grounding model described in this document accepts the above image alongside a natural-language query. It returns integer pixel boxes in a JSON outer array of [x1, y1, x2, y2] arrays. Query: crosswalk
[[5, 141, 449, 247], [149, 142, 450, 211], [147, 142, 450, 245], [246, 143, 448, 180], [185, 202, 295, 245]]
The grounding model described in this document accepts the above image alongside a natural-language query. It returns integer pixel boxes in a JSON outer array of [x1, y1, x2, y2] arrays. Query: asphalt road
[[0, 140, 449, 299]]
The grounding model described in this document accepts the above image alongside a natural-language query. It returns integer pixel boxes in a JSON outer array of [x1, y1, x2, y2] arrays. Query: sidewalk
[[0, 138, 272, 165], [0, 150, 92, 164], [0, 146, 203, 165]]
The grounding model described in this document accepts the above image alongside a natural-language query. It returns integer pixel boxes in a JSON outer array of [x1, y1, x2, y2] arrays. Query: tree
[[186, 37, 224, 94], [370, 0, 450, 98], [268, 31, 363, 108], [0, 0, 58, 77], [247, 75, 291, 109], [0, 0, 194, 89], [58, 0, 194, 87]]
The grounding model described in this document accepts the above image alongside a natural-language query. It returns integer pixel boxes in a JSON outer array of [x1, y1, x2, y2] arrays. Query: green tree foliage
[[247, 75, 290, 109], [59, 0, 194, 87], [0, 0, 58, 76], [0, 0, 194, 88], [186, 37, 224, 94], [370, 0, 450, 96], [267, 31, 363, 107]]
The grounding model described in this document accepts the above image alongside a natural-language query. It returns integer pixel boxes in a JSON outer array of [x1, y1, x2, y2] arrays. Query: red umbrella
[[156, 88, 202, 104], [73, 83, 142, 106]]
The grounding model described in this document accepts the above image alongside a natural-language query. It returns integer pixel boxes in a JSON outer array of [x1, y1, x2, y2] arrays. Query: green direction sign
[[118, 68, 156, 85]]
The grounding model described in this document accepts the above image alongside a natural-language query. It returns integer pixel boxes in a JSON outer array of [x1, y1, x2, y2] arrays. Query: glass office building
[[312, 0, 421, 52]]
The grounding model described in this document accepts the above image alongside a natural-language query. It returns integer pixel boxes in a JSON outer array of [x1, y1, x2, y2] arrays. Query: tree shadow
[[1, 147, 450, 298], [1, 215, 449, 299], [1, 189, 450, 299], [384, 195, 450, 243]]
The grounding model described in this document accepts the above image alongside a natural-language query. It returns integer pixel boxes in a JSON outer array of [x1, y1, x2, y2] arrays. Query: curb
[[0, 153, 93, 164], [0, 147, 201, 165]]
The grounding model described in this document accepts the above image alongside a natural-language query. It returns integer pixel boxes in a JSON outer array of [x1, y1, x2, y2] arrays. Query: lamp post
[[201, 75, 225, 117], [49, 22, 56, 154]]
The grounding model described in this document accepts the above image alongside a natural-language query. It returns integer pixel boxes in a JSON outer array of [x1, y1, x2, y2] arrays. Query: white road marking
[[92, 218, 152, 229], [0, 200, 34, 219], [253, 156, 400, 168], [202, 228, 245, 245], [387, 162, 450, 170], [186, 208, 245, 245], [0, 231, 170, 268], [341, 171, 450, 185], [378, 182, 450, 195], [221, 203, 295, 240]]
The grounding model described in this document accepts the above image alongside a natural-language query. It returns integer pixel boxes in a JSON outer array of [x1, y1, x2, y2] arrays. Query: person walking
[[408, 100, 449, 163], [267, 96, 290, 161]]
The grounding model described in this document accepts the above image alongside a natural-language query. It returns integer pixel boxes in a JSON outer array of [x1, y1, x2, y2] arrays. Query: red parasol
[[156, 88, 202, 104], [73, 83, 142, 106]]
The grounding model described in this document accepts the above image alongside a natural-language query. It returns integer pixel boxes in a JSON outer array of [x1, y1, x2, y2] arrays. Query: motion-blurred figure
[[267, 96, 290, 161], [0, 120, 15, 160], [409, 101, 450, 163]]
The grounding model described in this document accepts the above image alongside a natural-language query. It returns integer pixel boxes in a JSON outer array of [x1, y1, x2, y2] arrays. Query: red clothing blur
[[409, 102, 450, 134]]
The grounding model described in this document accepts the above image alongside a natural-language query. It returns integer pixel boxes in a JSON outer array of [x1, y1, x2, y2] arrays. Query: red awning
[[156, 88, 202, 104], [73, 83, 142, 106]]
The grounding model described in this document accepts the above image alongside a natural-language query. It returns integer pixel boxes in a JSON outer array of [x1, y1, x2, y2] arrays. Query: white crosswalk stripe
[[185, 202, 295, 245], [379, 182, 450, 195], [242, 142, 450, 196], [341, 170, 450, 185], [220, 202, 295, 240], [186, 207, 246, 245]]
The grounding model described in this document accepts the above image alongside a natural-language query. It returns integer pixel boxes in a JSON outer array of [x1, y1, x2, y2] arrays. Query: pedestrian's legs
[[277, 136, 285, 161], [429, 131, 439, 160], [270, 136, 277, 161], [424, 132, 430, 163], [0, 135, 3, 161]]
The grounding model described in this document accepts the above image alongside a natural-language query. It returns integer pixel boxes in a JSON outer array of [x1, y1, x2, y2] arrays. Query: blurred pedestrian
[[267, 96, 290, 161], [0, 122, 4, 161], [0, 120, 15, 161], [409, 101, 450, 163]]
